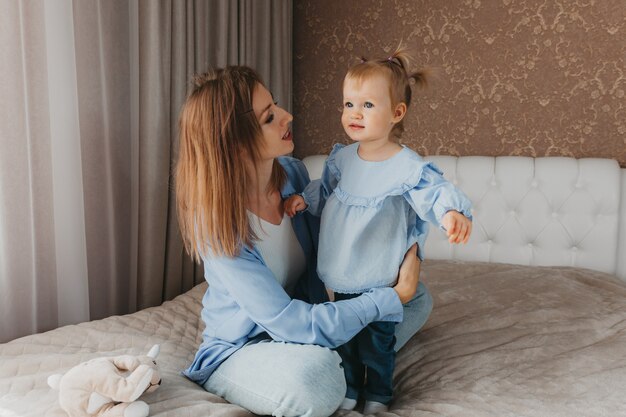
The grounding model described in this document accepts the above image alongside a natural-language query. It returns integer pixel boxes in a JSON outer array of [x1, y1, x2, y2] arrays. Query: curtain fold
[[0, 1, 58, 342], [44, 0, 91, 326], [0, 0, 292, 343], [73, 0, 132, 319]]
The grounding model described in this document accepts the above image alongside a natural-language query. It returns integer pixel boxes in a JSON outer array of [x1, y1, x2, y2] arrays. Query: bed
[[1, 155, 625, 417]]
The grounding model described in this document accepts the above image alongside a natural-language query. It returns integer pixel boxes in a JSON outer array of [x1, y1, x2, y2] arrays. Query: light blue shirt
[[183, 156, 404, 386], [302, 143, 473, 293]]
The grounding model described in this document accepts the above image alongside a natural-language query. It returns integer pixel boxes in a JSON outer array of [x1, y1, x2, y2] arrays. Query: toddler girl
[[285, 45, 472, 412]]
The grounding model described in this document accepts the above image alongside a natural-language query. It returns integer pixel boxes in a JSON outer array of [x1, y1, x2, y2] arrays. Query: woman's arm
[[206, 247, 403, 348]]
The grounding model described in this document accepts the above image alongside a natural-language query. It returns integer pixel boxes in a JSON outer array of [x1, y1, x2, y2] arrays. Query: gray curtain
[[0, 0, 292, 343], [132, 0, 292, 309]]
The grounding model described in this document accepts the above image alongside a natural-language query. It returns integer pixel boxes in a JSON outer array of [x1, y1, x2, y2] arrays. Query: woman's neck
[[246, 159, 274, 197], [246, 159, 284, 225]]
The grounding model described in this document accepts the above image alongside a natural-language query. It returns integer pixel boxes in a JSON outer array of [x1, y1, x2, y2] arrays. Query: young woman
[[175, 66, 432, 417]]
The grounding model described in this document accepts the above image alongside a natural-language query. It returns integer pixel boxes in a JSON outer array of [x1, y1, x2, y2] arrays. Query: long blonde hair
[[176, 66, 286, 260], [347, 43, 428, 138]]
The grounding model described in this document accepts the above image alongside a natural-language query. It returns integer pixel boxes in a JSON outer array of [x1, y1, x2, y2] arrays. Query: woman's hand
[[393, 243, 421, 304]]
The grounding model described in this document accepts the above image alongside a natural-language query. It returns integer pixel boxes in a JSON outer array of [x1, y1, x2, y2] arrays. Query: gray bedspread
[[1, 260, 625, 416]]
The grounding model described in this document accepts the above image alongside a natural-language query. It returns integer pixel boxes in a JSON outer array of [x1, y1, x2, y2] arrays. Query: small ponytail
[[409, 69, 429, 89]]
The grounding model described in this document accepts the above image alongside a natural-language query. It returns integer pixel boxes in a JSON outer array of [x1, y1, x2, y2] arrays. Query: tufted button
[[453, 179, 459, 185], [527, 243, 534, 248], [531, 180, 538, 188], [509, 210, 516, 216], [487, 239, 493, 244], [491, 180, 497, 186], [571, 246, 578, 252], [552, 212, 558, 218]]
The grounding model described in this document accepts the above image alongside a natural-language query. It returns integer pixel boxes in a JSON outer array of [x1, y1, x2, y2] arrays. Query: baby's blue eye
[[364, 102, 374, 108]]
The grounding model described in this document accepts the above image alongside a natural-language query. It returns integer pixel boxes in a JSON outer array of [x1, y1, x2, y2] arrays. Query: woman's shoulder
[[277, 156, 310, 194], [200, 240, 262, 270], [277, 156, 308, 178]]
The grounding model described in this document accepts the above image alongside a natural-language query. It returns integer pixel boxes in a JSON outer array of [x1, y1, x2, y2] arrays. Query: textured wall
[[293, 0, 626, 166]]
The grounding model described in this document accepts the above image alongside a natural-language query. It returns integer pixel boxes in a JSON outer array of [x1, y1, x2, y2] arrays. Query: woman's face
[[252, 83, 294, 161]]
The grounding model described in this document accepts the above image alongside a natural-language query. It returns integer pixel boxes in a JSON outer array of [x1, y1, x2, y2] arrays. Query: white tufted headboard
[[302, 155, 626, 282]]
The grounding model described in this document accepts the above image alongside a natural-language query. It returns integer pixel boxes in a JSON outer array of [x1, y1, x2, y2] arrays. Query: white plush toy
[[48, 345, 161, 417]]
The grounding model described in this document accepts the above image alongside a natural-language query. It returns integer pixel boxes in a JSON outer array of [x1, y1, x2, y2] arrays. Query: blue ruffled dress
[[302, 143, 472, 294]]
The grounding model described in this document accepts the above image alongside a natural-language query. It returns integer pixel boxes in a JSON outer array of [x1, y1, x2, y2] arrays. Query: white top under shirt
[[249, 213, 306, 295]]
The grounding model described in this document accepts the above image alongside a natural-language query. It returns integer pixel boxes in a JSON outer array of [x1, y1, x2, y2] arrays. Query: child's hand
[[284, 195, 307, 217], [442, 211, 472, 244]]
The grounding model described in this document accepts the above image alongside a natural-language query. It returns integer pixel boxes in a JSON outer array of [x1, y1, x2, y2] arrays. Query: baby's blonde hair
[[346, 43, 428, 138]]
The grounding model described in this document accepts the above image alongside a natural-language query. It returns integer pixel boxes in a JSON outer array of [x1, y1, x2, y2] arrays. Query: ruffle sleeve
[[403, 162, 473, 228], [301, 143, 345, 216]]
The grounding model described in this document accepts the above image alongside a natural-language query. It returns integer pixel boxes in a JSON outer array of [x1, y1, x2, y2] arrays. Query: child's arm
[[405, 163, 473, 243], [282, 179, 327, 217], [289, 146, 343, 217], [285, 194, 307, 217]]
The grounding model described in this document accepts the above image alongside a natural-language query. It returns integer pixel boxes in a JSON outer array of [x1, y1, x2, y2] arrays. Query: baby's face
[[341, 74, 399, 145]]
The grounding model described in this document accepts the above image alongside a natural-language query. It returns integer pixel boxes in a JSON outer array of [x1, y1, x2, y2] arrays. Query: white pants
[[204, 282, 433, 417]]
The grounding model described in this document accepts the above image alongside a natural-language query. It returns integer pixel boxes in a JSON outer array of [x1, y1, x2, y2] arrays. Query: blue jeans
[[335, 292, 396, 404], [203, 282, 432, 417]]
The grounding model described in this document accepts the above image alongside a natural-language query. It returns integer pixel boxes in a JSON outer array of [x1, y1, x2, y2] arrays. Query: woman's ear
[[392, 103, 407, 123]]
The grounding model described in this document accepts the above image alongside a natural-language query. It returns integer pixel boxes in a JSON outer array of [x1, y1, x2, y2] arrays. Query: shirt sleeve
[[301, 146, 342, 216], [404, 163, 473, 228], [205, 247, 403, 348]]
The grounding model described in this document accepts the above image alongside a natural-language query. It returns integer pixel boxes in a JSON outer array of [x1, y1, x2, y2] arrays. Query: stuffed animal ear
[[47, 374, 63, 389], [147, 344, 160, 359]]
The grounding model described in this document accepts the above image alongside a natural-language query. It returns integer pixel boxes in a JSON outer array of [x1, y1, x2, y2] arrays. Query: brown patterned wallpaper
[[292, 0, 626, 167]]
